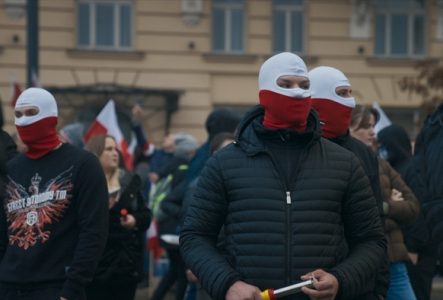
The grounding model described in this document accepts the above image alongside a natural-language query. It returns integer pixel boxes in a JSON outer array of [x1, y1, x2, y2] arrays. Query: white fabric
[[15, 87, 58, 126], [309, 66, 356, 108], [373, 102, 392, 134], [95, 100, 124, 144], [258, 52, 310, 98]]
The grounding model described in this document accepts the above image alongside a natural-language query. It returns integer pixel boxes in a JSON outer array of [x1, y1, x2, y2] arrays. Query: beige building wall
[[0, 0, 437, 145]]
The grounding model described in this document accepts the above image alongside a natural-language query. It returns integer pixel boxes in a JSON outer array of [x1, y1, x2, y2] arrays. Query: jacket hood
[[235, 105, 321, 155], [377, 124, 411, 169]]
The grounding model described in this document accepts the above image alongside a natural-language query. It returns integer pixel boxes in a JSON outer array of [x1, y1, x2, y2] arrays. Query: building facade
[[0, 0, 440, 143]]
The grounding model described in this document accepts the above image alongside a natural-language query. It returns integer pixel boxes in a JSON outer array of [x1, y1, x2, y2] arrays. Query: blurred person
[[309, 66, 388, 299], [148, 133, 176, 183], [58, 122, 85, 149], [84, 135, 151, 300], [186, 108, 241, 184], [0, 87, 108, 300], [180, 52, 386, 300], [378, 124, 438, 300], [351, 105, 419, 300], [410, 102, 443, 294], [150, 133, 198, 300]]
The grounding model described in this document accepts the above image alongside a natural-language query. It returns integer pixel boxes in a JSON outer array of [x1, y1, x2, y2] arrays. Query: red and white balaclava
[[258, 52, 311, 132], [309, 66, 355, 139], [15, 87, 61, 159]]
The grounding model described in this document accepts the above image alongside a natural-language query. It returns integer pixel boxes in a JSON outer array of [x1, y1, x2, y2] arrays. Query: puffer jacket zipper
[[265, 150, 293, 285]]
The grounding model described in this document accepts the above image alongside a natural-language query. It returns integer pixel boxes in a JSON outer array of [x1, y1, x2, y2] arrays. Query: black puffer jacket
[[407, 104, 443, 254], [180, 106, 386, 300]]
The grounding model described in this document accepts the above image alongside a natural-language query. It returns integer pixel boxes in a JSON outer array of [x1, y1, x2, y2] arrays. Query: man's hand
[[186, 269, 199, 283], [390, 189, 404, 201], [300, 269, 339, 300], [226, 281, 262, 300]]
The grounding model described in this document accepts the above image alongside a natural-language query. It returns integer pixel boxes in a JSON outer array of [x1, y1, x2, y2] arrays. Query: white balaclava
[[15, 87, 60, 159], [258, 52, 311, 132], [309, 66, 355, 138]]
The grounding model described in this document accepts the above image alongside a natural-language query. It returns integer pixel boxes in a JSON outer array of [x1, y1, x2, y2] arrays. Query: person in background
[[186, 108, 241, 184], [309, 66, 388, 299], [409, 102, 443, 298], [58, 123, 85, 149], [0, 87, 108, 300], [378, 124, 437, 300], [150, 133, 199, 300], [84, 134, 151, 300], [180, 52, 386, 300], [350, 105, 419, 300], [148, 133, 176, 182]]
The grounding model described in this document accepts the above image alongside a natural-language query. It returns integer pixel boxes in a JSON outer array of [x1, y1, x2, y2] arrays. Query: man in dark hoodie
[[378, 124, 436, 300], [180, 52, 386, 300], [0, 88, 108, 300]]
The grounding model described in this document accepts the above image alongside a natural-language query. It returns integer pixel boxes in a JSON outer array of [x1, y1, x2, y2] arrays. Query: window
[[77, 0, 133, 50], [272, 0, 304, 54], [212, 0, 245, 54], [374, 0, 425, 57]]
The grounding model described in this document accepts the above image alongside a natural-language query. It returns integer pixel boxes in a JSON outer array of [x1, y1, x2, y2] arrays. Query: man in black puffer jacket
[[180, 52, 386, 300]]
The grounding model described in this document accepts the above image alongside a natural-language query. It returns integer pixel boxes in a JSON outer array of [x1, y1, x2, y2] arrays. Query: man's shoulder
[[320, 137, 354, 155], [60, 143, 96, 160]]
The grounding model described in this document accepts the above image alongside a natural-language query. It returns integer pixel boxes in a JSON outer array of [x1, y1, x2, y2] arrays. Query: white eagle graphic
[[4, 167, 73, 250]]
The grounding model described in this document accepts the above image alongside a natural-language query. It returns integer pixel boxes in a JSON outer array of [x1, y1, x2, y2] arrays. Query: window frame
[[76, 0, 133, 51], [272, 0, 305, 54], [374, 0, 426, 58], [212, 0, 245, 54]]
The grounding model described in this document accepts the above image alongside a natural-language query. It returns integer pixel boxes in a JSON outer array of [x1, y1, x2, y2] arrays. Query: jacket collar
[[235, 105, 321, 156]]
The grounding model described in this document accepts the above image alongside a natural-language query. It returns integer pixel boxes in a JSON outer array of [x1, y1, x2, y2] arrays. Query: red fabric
[[147, 220, 164, 261], [83, 121, 107, 143], [83, 102, 135, 170], [311, 98, 353, 139], [259, 90, 311, 132], [10, 82, 22, 108], [16, 117, 61, 159]]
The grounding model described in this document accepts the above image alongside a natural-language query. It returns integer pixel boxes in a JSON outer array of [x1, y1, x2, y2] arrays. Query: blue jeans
[[386, 262, 417, 300]]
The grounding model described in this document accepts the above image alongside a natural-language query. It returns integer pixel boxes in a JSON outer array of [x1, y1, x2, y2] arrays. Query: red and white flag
[[10, 80, 22, 107], [84, 100, 134, 170], [147, 220, 164, 261]]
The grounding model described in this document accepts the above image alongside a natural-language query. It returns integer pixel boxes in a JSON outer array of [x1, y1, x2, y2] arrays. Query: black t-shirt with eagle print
[[0, 143, 108, 300]]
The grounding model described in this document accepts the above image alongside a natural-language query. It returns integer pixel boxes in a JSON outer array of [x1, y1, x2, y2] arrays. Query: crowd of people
[[0, 51, 442, 300]]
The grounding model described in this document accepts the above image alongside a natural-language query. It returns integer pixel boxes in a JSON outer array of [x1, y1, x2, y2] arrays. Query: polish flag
[[147, 219, 164, 261], [10, 81, 22, 107], [84, 100, 134, 170]]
